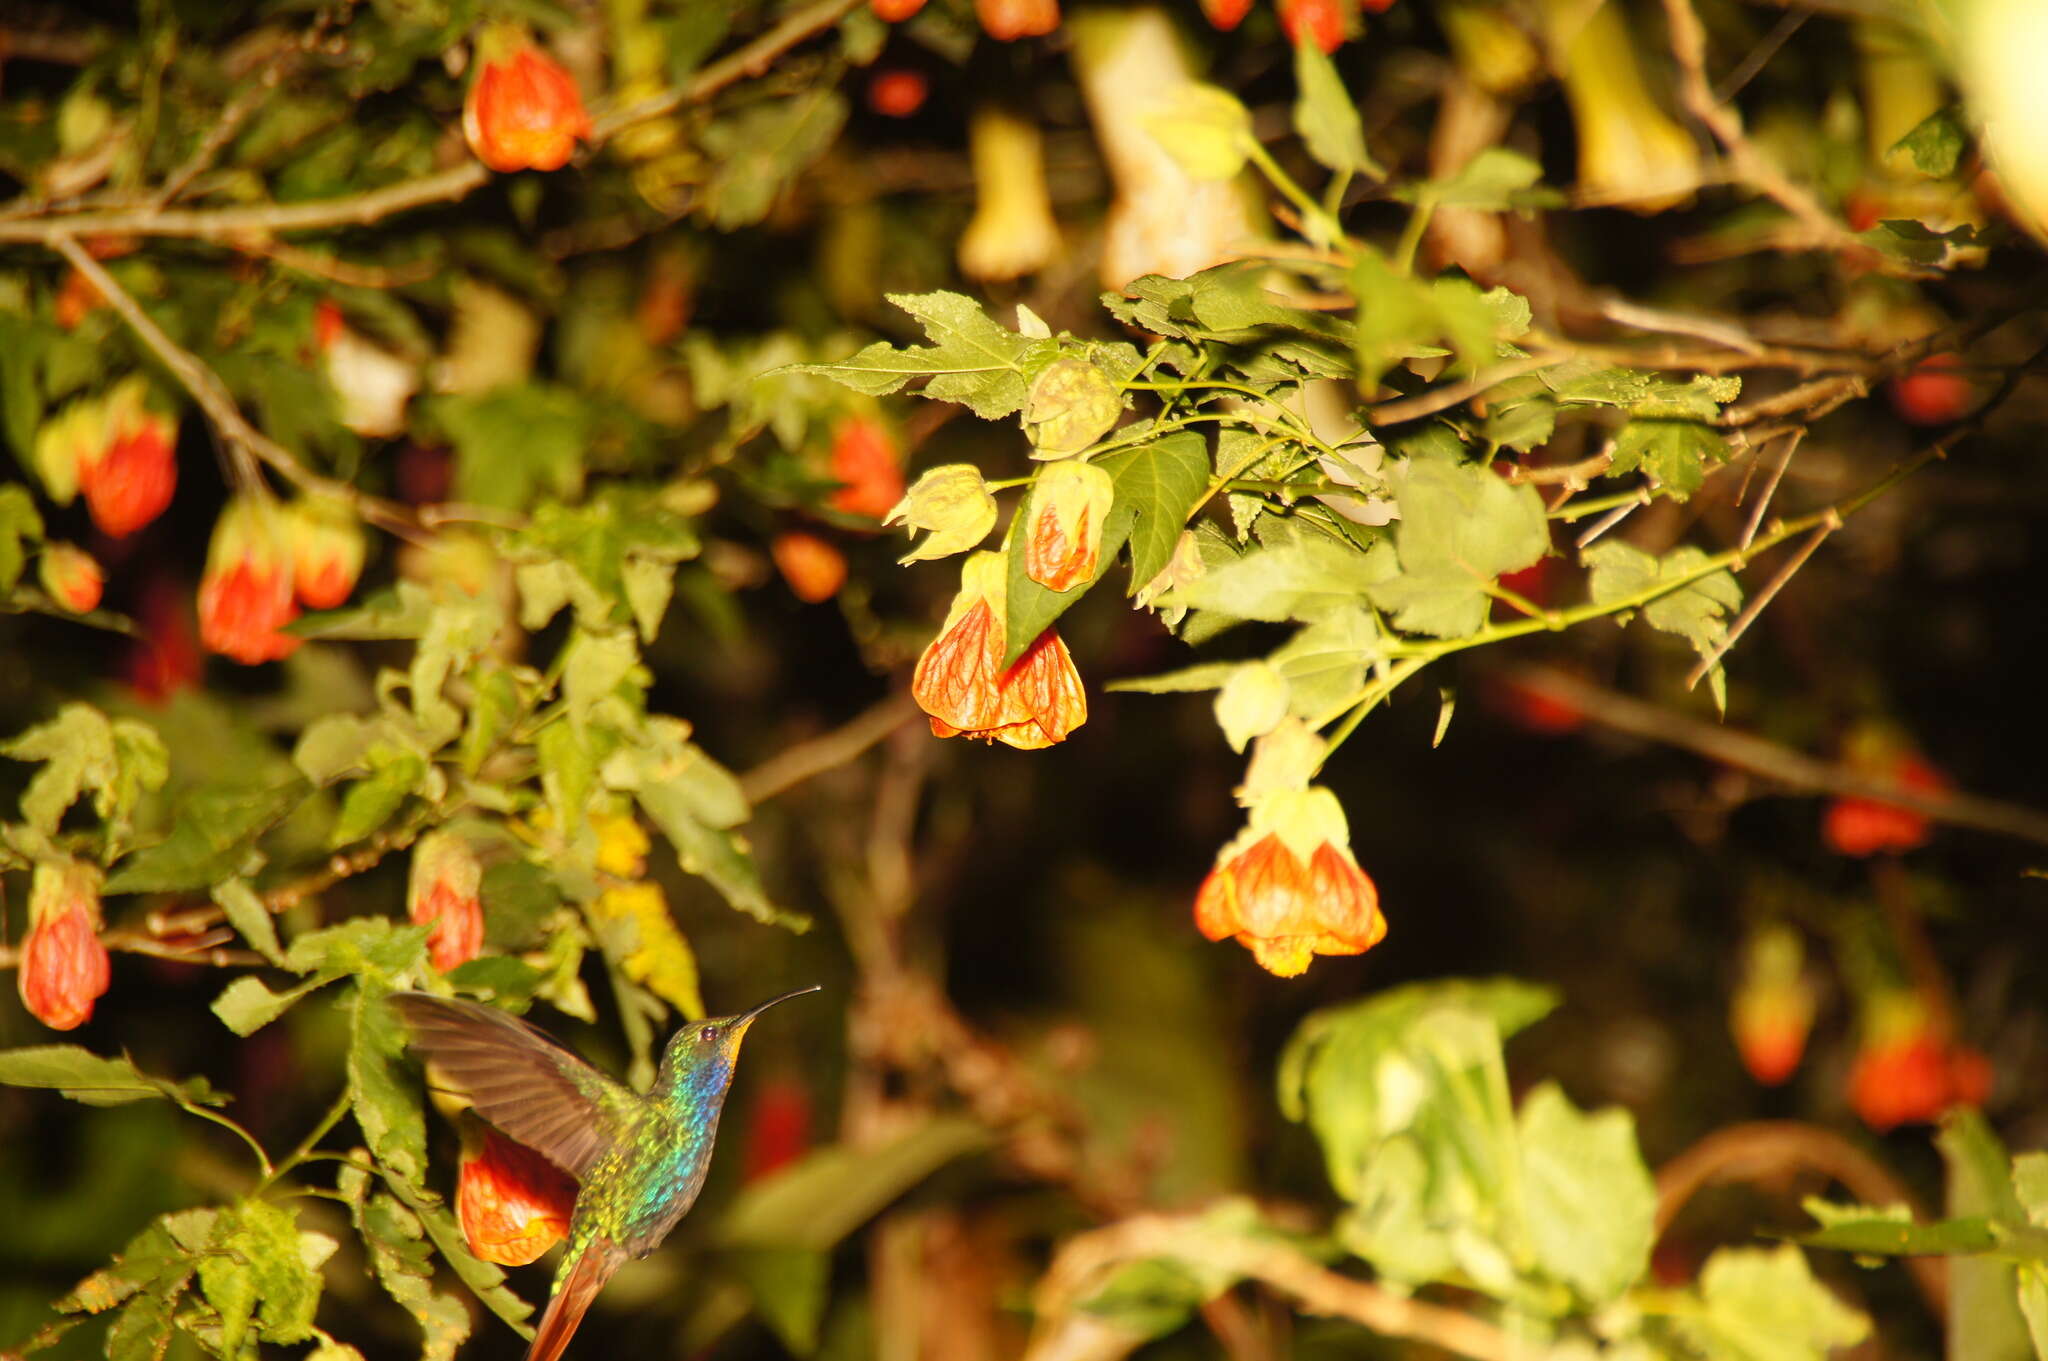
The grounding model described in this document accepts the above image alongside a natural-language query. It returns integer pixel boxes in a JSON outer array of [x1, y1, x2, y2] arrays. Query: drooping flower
[[1199, 0, 1253, 31], [770, 530, 849, 604], [315, 301, 419, 440], [1848, 991, 1990, 1131], [38, 542, 103, 614], [978, 0, 1060, 41], [872, 0, 927, 19], [457, 1124, 578, 1265], [960, 102, 1061, 282], [1279, 0, 1347, 53], [1194, 785, 1385, 978], [1023, 460, 1114, 592], [742, 1073, 814, 1183], [1888, 354, 1978, 427], [867, 69, 930, 119], [1537, 0, 1699, 212], [827, 414, 906, 520], [17, 859, 110, 1032], [1823, 731, 1946, 857], [1023, 359, 1121, 457], [408, 831, 485, 974], [198, 497, 302, 665], [1729, 924, 1818, 1086], [885, 464, 997, 564], [82, 379, 178, 538], [126, 576, 203, 703], [462, 26, 591, 174], [30, 398, 104, 506], [911, 551, 1087, 750], [285, 496, 367, 610]]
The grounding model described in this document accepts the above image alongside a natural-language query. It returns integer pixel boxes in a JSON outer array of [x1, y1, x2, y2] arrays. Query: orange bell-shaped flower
[[38, 543, 104, 614], [1194, 786, 1385, 977], [911, 551, 1087, 750], [199, 497, 302, 665], [463, 27, 592, 174], [827, 414, 906, 520], [408, 831, 485, 973], [457, 1124, 578, 1265], [17, 860, 110, 1032], [81, 378, 178, 538], [1023, 460, 1113, 592]]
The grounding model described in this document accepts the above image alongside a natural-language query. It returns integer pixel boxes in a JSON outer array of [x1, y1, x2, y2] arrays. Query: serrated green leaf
[[1582, 541, 1742, 684], [1101, 431, 1212, 596], [328, 749, 425, 848], [349, 977, 428, 1188], [432, 383, 590, 512], [1676, 1246, 1869, 1361], [699, 88, 848, 229], [342, 1169, 486, 1360], [1172, 525, 1390, 625], [211, 975, 325, 1036], [212, 877, 284, 965], [1293, 41, 1371, 177], [0, 1046, 223, 1108], [1518, 1083, 1655, 1304], [1609, 418, 1728, 497], [1551, 369, 1740, 419], [1890, 106, 1966, 178], [104, 779, 306, 894], [1399, 147, 1554, 210], [0, 481, 43, 593], [1367, 459, 1545, 638], [781, 292, 1044, 420]]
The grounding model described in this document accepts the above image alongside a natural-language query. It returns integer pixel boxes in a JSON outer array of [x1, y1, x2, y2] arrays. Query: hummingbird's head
[[656, 985, 822, 1092]]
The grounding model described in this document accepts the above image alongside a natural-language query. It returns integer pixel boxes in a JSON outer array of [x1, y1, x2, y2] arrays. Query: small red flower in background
[[17, 860, 110, 1032], [457, 1124, 577, 1265], [1848, 991, 1989, 1131], [770, 530, 848, 604], [978, 0, 1059, 40], [1194, 785, 1385, 978], [827, 414, 906, 520], [1729, 924, 1817, 1086], [872, 0, 927, 18], [911, 551, 1087, 750], [1201, 0, 1254, 30], [127, 576, 203, 702], [1358, 0, 1397, 13], [198, 497, 302, 665], [408, 831, 485, 973], [1823, 731, 1946, 857], [79, 380, 177, 539], [1280, 0, 1346, 52], [285, 497, 366, 610], [867, 69, 929, 119], [463, 28, 591, 174], [38, 543, 103, 614], [1888, 354, 1978, 427], [1485, 673, 1584, 736], [742, 1074, 814, 1183]]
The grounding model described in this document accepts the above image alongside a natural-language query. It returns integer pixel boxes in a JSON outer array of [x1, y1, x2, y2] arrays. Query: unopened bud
[[884, 465, 997, 564], [1024, 359, 1122, 458]]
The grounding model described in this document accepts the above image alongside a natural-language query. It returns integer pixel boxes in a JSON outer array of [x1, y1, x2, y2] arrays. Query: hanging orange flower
[[462, 28, 591, 174], [1847, 991, 1990, 1131], [827, 414, 906, 520], [198, 497, 302, 665], [872, 0, 927, 18], [912, 551, 1086, 750], [38, 543, 103, 614], [457, 1124, 578, 1265], [285, 496, 367, 610], [1023, 461, 1114, 593], [978, 0, 1060, 41], [1823, 748, 1945, 857], [17, 860, 110, 1032], [408, 831, 485, 973], [1729, 925, 1817, 1086], [770, 530, 848, 603], [1200, 0, 1253, 31], [1280, 0, 1346, 52], [1194, 786, 1384, 977], [80, 380, 177, 538]]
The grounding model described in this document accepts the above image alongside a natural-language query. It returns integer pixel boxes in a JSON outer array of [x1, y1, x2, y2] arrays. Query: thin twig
[[739, 693, 921, 805], [1573, 489, 1649, 547], [1654, 1120, 1946, 1316], [1597, 297, 1765, 355], [1504, 666, 2048, 846], [1737, 427, 1802, 550], [1366, 354, 1559, 426], [1028, 1215, 1559, 1361], [151, 56, 297, 209], [1501, 445, 1613, 488], [1684, 513, 1836, 690]]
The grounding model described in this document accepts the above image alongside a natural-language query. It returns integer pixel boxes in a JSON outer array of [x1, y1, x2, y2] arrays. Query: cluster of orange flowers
[[871, 0, 1396, 48]]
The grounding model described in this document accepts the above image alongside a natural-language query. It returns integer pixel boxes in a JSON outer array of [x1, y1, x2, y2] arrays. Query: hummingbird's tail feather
[[525, 1242, 623, 1361]]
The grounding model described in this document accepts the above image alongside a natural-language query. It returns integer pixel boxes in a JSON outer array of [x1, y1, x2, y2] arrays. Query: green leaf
[[1517, 1083, 1656, 1304], [1796, 1202, 1998, 1257], [1582, 541, 1742, 697], [730, 1248, 830, 1356], [1, 703, 165, 840], [212, 877, 284, 965], [328, 749, 426, 848], [1293, 40, 1371, 177], [1367, 459, 1546, 638], [1000, 495, 1133, 668], [699, 88, 849, 229], [57, 1208, 214, 1316], [388, 1175, 540, 1337], [0, 315, 49, 460], [0, 482, 44, 593], [1172, 518, 1393, 626], [1940, 1110, 2038, 1361], [0, 1046, 223, 1108], [781, 292, 1046, 420], [1399, 147, 1554, 210], [1101, 431, 1212, 596], [432, 384, 591, 512], [205, 1200, 328, 1347], [349, 977, 428, 1188], [1144, 83, 1251, 181], [291, 581, 440, 641], [1609, 418, 1729, 498], [720, 1117, 992, 1250], [1551, 368, 1741, 419], [1889, 106, 1967, 178], [104, 779, 306, 893], [1675, 1245, 1870, 1361], [341, 1168, 484, 1360], [212, 975, 326, 1036], [1106, 661, 1243, 695]]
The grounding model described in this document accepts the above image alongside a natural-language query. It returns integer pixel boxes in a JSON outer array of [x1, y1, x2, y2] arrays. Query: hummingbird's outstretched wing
[[389, 992, 640, 1179]]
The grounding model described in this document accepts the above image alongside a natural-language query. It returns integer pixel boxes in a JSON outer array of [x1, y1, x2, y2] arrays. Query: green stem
[[180, 1102, 275, 1182], [1547, 488, 1649, 521], [255, 1086, 354, 1194], [1241, 137, 1346, 247], [1393, 191, 1438, 276]]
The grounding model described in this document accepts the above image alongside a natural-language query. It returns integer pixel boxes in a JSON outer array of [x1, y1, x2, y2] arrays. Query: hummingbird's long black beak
[[731, 984, 823, 1030]]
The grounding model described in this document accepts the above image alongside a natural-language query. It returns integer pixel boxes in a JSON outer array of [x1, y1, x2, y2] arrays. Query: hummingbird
[[390, 985, 821, 1361]]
